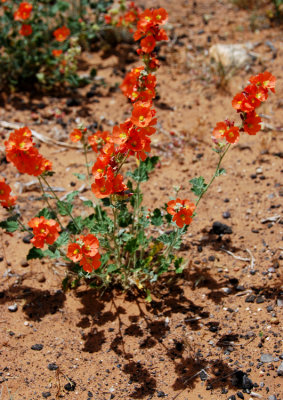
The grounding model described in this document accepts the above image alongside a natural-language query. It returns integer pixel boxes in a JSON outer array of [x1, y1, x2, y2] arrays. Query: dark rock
[[200, 370, 208, 381], [42, 392, 51, 398], [237, 392, 244, 399], [23, 233, 33, 244], [256, 296, 265, 304], [64, 380, 76, 391], [267, 305, 273, 312], [242, 375, 253, 390], [245, 295, 256, 303], [157, 391, 166, 397], [8, 304, 18, 312], [223, 211, 231, 219], [228, 396, 236, 400], [268, 396, 277, 400], [31, 344, 43, 351], [66, 98, 81, 107], [208, 255, 215, 261], [88, 392, 93, 398], [0, 291, 4, 299], [20, 260, 29, 267], [211, 221, 232, 235], [47, 363, 58, 371]]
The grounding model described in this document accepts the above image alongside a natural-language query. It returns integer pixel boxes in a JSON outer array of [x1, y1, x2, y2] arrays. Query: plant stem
[[37, 176, 64, 230], [196, 143, 231, 208], [40, 175, 79, 230]]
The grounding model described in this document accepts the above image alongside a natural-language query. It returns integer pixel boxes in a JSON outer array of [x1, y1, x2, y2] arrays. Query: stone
[[31, 344, 43, 351], [209, 43, 258, 68], [47, 363, 58, 371], [42, 392, 51, 398], [260, 354, 274, 363], [8, 304, 18, 312], [277, 361, 283, 376]]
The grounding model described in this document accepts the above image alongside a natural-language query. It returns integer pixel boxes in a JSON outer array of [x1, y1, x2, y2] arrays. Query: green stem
[[196, 143, 231, 208], [40, 175, 79, 230], [38, 176, 64, 230], [111, 202, 122, 269]]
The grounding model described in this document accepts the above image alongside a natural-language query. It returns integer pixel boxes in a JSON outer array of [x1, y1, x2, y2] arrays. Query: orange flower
[[28, 217, 60, 249], [81, 234, 99, 257], [140, 35, 156, 53], [19, 24, 32, 36], [131, 103, 153, 127], [249, 71, 276, 93], [0, 178, 17, 208], [88, 131, 110, 152], [167, 199, 195, 228], [212, 121, 239, 144], [67, 242, 82, 262], [91, 178, 113, 198], [5, 127, 52, 176], [243, 111, 262, 135], [80, 252, 101, 273], [70, 128, 82, 142], [53, 26, 70, 42], [67, 235, 101, 272], [223, 126, 240, 144], [14, 2, 32, 21], [52, 49, 63, 57], [152, 8, 168, 25]]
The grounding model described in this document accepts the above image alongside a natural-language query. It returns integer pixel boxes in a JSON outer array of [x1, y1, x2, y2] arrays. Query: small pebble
[[237, 392, 244, 399], [223, 211, 231, 219], [277, 361, 283, 376], [31, 344, 43, 351], [8, 304, 18, 312], [268, 396, 277, 400], [42, 392, 51, 398], [47, 363, 58, 371], [20, 260, 29, 268]]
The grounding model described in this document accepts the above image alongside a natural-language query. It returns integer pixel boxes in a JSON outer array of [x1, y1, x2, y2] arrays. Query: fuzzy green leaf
[[189, 176, 208, 197], [27, 247, 44, 260]]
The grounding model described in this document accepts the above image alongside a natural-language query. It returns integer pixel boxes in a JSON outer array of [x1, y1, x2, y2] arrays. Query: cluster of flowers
[[28, 216, 61, 249], [104, 1, 141, 33], [4, 127, 52, 176], [13, 1, 33, 37], [0, 178, 17, 208], [11, 1, 70, 48], [67, 234, 101, 272], [213, 71, 276, 144], [70, 8, 168, 200]]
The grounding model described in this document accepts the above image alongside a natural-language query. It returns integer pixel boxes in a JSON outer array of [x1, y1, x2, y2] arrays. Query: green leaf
[[56, 201, 73, 216], [66, 191, 79, 203], [151, 209, 163, 226], [189, 176, 208, 197], [73, 173, 86, 180], [125, 238, 139, 254], [27, 247, 44, 260], [83, 200, 94, 208], [0, 220, 18, 232], [127, 156, 159, 183], [107, 264, 119, 274], [43, 248, 60, 259], [36, 208, 56, 220], [174, 257, 185, 274], [145, 289, 152, 303], [215, 167, 226, 176], [55, 231, 69, 247], [118, 208, 133, 228], [101, 198, 111, 207]]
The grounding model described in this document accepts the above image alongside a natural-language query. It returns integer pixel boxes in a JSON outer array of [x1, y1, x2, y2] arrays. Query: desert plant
[[0, 7, 276, 297]]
